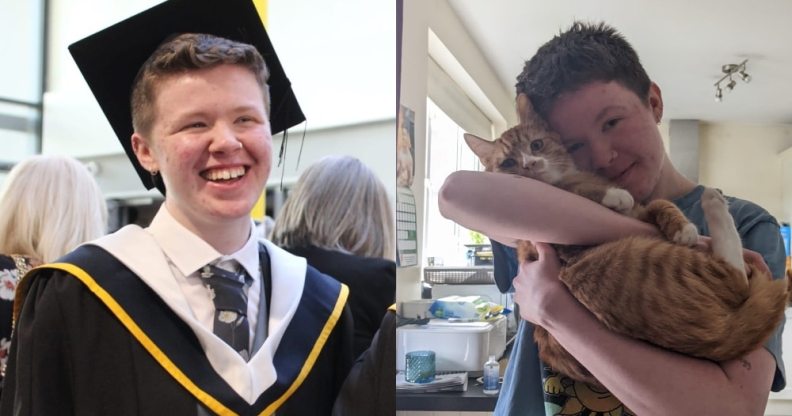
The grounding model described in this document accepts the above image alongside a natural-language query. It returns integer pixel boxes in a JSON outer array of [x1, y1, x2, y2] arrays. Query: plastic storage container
[[396, 316, 507, 375]]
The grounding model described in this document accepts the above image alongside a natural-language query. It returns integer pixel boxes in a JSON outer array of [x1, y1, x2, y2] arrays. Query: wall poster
[[396, 104, 417, 267]]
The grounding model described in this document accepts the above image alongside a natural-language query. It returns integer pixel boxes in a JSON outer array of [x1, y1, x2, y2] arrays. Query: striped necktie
[[200, 262, 251, 360]]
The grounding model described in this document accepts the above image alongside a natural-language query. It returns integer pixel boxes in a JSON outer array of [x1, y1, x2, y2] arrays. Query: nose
[[522, 157, 544, 170], [589, 139, 616, 171], [208, 123, 243, 154]]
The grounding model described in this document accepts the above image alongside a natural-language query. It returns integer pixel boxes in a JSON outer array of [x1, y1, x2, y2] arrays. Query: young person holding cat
[[439, 22, 786, 415]]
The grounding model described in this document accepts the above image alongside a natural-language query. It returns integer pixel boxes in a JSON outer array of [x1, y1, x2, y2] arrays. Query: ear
[[516, 93, 534, 125], [463, 133, 495, 160], [648, 82, 663, 123], [131, 133, 158, 172], [517, 93, 550, 129]]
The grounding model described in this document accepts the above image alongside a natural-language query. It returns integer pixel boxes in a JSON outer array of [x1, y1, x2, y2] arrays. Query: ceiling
[[447, 0, 792, 124]]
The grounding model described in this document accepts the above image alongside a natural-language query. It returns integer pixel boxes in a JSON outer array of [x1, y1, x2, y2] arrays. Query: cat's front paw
[[672, 223, 699, 246], [701, 187, 728, 213], [601, 188, 634, 213]]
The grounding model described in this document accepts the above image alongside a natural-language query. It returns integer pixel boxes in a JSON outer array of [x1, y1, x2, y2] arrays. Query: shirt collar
[[147, 205, 259, 280]]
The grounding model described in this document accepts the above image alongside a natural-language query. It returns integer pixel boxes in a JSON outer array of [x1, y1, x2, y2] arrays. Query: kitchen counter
[[396, 299, 515, 412], [395, 376, 499, 412]]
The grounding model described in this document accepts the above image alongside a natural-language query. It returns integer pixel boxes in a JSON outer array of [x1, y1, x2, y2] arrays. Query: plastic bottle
[[482, 355, 500, 395]]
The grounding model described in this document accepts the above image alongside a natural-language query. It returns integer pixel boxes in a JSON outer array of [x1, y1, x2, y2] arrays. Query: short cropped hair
[[271, 156, 394, 260], [131, 33, 271, 136], [0, 155, 108, 263], [515, 21, 651, 119]]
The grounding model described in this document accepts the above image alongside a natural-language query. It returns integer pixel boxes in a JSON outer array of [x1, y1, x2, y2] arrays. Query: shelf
[[424, 266, 494, 284]]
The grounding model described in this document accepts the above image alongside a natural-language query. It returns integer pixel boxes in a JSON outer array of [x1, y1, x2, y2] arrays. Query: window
[[423, 98, 486, 266], [0, 1, 44, 171]]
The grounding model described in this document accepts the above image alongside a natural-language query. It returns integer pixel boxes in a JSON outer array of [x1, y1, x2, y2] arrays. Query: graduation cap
[[69, 0, 305, 193]]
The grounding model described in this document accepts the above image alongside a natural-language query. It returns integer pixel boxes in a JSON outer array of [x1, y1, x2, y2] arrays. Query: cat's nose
[[524, 159, 543, 170]]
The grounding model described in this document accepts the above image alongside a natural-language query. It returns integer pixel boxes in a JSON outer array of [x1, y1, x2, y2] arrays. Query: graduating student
[[0, 0, 353, 414]]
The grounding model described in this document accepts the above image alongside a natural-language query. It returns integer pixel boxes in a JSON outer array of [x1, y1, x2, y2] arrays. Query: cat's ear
[[464, 133, 495, 159], [516, 93, 534, 125], [517, 93, 551, 130]]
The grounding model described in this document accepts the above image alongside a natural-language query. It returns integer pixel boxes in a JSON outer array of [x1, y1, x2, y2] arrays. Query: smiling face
[[132, 64, 272, 232], [546, 80, 666, 202]]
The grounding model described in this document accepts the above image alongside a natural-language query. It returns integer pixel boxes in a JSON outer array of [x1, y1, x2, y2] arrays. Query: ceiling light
[[714, 59, 750, 102]]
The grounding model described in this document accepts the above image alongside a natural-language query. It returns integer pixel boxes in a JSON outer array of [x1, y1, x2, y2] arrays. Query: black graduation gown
[[332, 307, 395, 416], [285, 246, 395, 358], [0, 245, 353, 416]]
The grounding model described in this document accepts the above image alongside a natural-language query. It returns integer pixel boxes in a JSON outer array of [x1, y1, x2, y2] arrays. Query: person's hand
[[512, 242, 571, 327], [695, 235, 771, 278], [743, 248, 772, 279]]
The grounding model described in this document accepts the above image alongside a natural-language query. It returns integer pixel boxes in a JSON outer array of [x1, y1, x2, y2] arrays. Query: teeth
[[205, 166, 245, 181]]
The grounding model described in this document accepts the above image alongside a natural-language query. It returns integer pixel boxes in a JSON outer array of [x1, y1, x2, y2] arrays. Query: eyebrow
[[170, 105, 263, 121], [594, 105, 628, 123]]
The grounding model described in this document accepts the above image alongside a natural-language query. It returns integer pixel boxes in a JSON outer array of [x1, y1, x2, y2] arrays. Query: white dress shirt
[[146, 205, 261, 348]]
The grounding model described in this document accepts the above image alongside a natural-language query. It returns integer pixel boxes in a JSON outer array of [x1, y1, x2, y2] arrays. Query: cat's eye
[[530, 140, 543, 152], [499, 158, 517, 169]]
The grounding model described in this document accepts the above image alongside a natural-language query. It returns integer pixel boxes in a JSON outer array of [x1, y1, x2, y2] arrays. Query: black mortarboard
[[69, 0, 305, 192]]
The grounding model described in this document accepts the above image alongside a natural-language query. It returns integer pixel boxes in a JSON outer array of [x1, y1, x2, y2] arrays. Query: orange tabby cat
[[464, 94, 789, 387]]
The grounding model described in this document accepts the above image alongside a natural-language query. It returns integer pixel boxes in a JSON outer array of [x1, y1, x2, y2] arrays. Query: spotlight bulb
[[740, 71, 751, 83], [715, 88, 723, 102], [722, 64, 739, 74], [726, 79, 737, 90]]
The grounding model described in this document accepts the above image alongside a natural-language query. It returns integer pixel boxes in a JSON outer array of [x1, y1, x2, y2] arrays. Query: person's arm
[[516, 237, 778, 416], [439, 171, 660, 245]]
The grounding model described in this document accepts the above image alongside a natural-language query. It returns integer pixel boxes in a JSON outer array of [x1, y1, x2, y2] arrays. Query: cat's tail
[[701, 187, 789, 360], [701, 187, 747, 290], [708, 265, 788, 361]]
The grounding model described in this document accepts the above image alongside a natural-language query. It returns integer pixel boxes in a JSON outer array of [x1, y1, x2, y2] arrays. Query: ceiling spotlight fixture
[[714, 59, 750, 102]]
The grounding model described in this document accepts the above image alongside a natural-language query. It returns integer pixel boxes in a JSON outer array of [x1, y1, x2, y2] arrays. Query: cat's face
[[465, 124, 575, 184]]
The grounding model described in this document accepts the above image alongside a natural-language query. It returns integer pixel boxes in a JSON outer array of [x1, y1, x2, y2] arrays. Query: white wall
[[268, 0, 395, 130], [699, 122, 792, 222], [398, 0, 430, 302]]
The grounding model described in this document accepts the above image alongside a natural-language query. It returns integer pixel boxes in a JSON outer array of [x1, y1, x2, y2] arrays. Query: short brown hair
[[130, 33, 270, 136], [516, 22, 651, 120]]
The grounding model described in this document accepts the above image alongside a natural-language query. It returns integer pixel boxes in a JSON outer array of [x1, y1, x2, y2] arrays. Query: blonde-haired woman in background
[[0, 155, 107, 384], [271, 155, 395, 358]]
